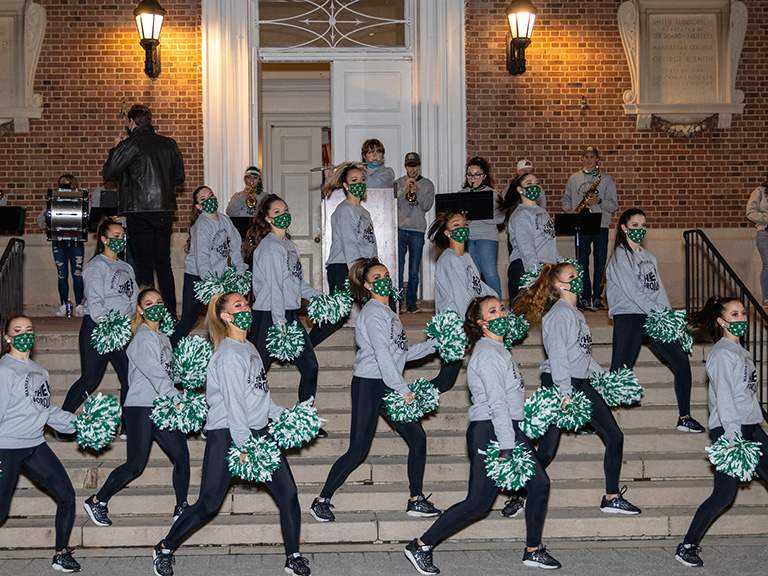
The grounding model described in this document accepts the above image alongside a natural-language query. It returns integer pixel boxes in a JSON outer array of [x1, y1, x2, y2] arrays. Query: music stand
[[0, 207, 26, 233], [555, 213, 601, 260], [230, 217, 252, 240], [435, 190, 495, 220]]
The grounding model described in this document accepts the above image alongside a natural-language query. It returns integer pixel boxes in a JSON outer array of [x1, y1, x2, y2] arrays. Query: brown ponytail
[[428, 211, 462, 251], [92, 217, 124, 260], [513, 262, 572, 324], [688, 295, 740, 342], [464, 296, 498, 355], [241, 194, 291, 259], [348, 257, 383, 301], [185, 186, 210, 254]]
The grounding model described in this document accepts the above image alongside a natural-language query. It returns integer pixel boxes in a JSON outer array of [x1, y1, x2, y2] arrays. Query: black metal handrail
[[0, 239, 25, 343], [684, 229, 768, 416]]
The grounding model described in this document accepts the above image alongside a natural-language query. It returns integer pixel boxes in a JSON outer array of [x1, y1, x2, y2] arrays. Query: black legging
[[308, 263, 349, 347], [320, 377, 428, 499], [684, 424, 768, 545], [507, 258, 524, 304], [171, 273, 203, 347], [63, 315, 130, 414], [537, 373, 624, 495], [610, 313, 692, 417], [96, 407, 190, 506], [249, 309, 319, 403], [0, 443, 76, 551], [161, 427, 301, 555], [431, 359, 462, 394], [420, 420, 550, 549]]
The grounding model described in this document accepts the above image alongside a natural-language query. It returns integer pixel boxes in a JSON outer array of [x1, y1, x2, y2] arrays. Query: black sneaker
[[153, 543, 175, 576], [578, 298, 594, 311], [83, 495, 112, 527], [675, 543, 703, 567], [592, 298, 606, 311], [309, 497, 335, 522], [501, 496, 525, 518], [600, 485, 641, 515], [285, 553, 311, 575], [522, 546, 561, 569], [407, 304, 420, 314], [404, 539, 439, 575], [406, 493, 441, 518], [676, 415, 705, 433], [52, 548, 81, 573], [316, 428, 328, 439], [172, 501, 189, 521]]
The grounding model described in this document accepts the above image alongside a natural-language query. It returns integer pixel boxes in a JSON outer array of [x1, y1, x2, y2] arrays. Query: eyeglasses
[[466, 172, 485, 179]]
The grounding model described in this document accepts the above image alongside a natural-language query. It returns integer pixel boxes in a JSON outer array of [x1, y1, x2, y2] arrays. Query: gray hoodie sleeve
[[478, 356, 517, 449], [47, 407, 77, 434], [513, 208, 541, 271], [406, 339, 437, 362], [746, 187, 768, 229], [260, 241, 288, 326], [587, 173, 618, 217], [83, 259, 109, 321], [190, 218, 213, 277], [226, 193, 247, 218], [562, 174, 579, 211], [606, 248, 669, 315], [216, 353, 255, 451], [333, 204, 365, 265], [362, 308, 410, 395], [542, 308, 575, 396], [707, 350, 745, 444], [128, 332, 179, 399]]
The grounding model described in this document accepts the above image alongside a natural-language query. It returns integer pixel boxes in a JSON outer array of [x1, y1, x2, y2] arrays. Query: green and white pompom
[[504, 313, 530, 348], [519, 264, 544, 290], [519, 386, 561, 439], [483, 440, 537, 491], [556, 390, 593, 431], [159, 309, 176, 338], [91, 310, 132, 354], [150, 395, 178, 431], [706, 434, 763, 481], [557, 257, 584, 276], [307, 287, 353, 326], [150, 391, 208, 433], [590, 367, 643, 407], [383, 378, 440, 423], [412, 378, 440, 415], [73, 393, 122, 451], [173, 336, 213, 390], [226, 435, 282, 482], [222, 265, 252, 296], [644, 308, 693, 353], [194, 270, 229, 305], [266, 321, 306, 361], [424, 310, 467, 363], [269, 398, 323, 450]]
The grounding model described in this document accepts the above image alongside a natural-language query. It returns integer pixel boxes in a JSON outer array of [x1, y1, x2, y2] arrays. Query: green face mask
[[10, 332, 35, 353], [626, 228, 646, 244], [143, 304, 166, 322], [726, 320, 748, 338], [201, 197, 218, 214], [450, 226, 470, 243], [231, 310, 252, 331], [523, 185, 542, 201], [371, 277, 395, 298], [566, 276, 584, 296], [272, 213, 292, 229], [106, 237, 126, 254], [583, 168, 598, 176], [348, 182, 366, 199], [487, 316, 509, 337]]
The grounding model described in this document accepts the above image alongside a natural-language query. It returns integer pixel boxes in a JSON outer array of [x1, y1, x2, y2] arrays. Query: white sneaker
[[75, 304, 85, 317], [55, 304, 67, 317]]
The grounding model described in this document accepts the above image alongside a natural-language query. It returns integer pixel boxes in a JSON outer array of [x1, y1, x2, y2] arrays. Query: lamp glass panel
[[136, 13, 163, 41], [509, 11, 533, 39]]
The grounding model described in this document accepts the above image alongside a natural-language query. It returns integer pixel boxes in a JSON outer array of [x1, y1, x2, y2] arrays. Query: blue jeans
[[756, 230, 768, 301], [576, 227, 609, 302], [51, 242, 84, 304], [398, 229, 425, 309], [467, 239, 501, 297]]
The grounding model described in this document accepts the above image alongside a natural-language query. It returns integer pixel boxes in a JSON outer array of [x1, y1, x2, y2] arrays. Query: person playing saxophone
[[561, 146, 618, 312], [226, 166, 264, 218]]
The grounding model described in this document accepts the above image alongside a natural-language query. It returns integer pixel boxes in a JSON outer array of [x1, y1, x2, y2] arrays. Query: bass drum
[[46, 188, 89, 242]]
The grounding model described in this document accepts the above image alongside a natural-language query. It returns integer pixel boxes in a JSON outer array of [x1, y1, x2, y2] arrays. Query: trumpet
[[245, 187, 258, 209], [405, 180, 418, 203]]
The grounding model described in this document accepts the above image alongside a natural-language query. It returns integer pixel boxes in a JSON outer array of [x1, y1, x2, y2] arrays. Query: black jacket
[[102, 124, 185, 213]]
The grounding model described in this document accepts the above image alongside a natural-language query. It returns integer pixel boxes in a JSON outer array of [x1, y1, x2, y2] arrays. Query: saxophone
[[574, 165, 601, 213], [245, 185, 258, 210]]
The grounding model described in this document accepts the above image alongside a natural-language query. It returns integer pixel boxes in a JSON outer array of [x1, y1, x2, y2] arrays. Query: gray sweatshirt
[[434, 248, 497, 317], [365, 165, 395, 190], [252, 233, 322, 325], [462, 186, 505, 242], [226, 189, 265, 218], [562, 170, 618, 228], [125, 324, 179, 408], [83, 254, 137, 320], [205, 338, 285, 450], [395, 175, 435, 232], [746, 186, 768, 231], [605, 246, 670, 319], [467, 337, 525, 449], [353, 299, 435, 395], [706, 337, 763, 444], [540, 299, 603, 395], [184, 213, 247, 277], [326, 199, 378, 266], [0, 354, 75, 449], [507, 204, 558, 271]]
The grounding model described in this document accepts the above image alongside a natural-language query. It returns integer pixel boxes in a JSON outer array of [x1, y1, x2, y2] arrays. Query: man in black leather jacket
[[103, 104, 185, 318]]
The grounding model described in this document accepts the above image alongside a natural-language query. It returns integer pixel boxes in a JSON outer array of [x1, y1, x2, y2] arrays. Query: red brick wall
[[465, 0, 767, 228], [0, 0, 202, 234]]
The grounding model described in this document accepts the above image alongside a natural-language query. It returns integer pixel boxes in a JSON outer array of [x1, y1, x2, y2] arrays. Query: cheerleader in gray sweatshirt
[[675, 297, 768, 568], [605, 208, 703, 434], [514, 262, 641, 515], [173, 186, 247, 346], [309, 257, 440, 523], [84, 288, 190, 529], [153, 291, 311, 576], [429, 211, 497, 393], [404, 295, 559, 574], [0, 315, 80, 572], [63, 218, 136, 422]]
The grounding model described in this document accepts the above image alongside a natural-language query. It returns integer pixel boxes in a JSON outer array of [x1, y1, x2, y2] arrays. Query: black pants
[[507, 258, 524, 304], [576, 227, 608, 302], [97, 407, 190, 506], [126, 212, 177, 318], [63, 315, 130, 415], [610, 313, 692, 417], [421, 420, 550, 549], [161, 428, 301, 555], [684, 424, 768, 545], [431, 359, 462, 393], [537, 373, 624, 495], [308, 263, 349, 347], [171, 273, 203, 347], [249, 310, 319, 403], [0, 443, 75, 551], [320, 377, 428, 499]]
